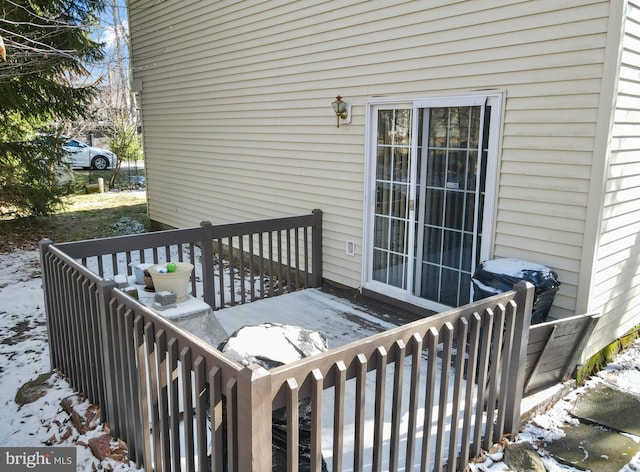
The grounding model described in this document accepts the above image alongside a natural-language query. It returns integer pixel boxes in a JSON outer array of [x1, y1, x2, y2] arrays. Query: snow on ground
[[0, 249, 139, 470], [1, 248, 639, 471], [468, 336, 640, 472]]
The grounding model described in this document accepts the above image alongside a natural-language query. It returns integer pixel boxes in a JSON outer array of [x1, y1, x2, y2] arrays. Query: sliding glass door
[[366, 95, 500, 310]]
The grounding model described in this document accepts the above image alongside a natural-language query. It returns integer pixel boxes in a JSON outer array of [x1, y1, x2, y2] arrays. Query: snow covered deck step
[[214, 288, 401, 349]]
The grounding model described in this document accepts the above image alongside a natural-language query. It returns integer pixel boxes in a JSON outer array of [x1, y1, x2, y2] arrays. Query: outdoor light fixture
[[331, 95, 351, 128]]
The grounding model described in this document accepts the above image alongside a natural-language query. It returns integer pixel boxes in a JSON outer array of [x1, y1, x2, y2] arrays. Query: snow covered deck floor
[[214, 288, 417, 349]]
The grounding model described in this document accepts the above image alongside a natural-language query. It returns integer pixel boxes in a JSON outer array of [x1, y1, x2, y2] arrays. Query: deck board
[[214, 288, 401, 349]]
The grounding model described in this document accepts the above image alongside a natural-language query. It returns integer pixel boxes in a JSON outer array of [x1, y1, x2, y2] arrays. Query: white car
[[63, 138, 117, 170]]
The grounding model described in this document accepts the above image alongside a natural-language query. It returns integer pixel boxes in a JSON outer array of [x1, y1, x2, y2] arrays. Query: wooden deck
[[215, 288, 420, 349]]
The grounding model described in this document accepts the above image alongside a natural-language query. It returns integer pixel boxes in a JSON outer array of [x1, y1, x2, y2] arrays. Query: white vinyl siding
[[129, 0, 611, 302], [587, 0, 640, 359]]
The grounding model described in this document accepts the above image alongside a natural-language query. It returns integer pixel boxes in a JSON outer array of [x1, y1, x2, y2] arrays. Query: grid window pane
[[378, 110, 394, 144], [423, 226, 442, 264], [444, 191, 465, 230], [376, 147, 392, 181], [442, 230, 462, 269], [467, 151, 478, 191], [394, 110, 412, 145], [375, 182, 390, 215], [446, 150, 467, 190], [373, 249, 387, 282], [394, 147, 410, 182], [390, 218, 407, 254], [441, 268, 460, 306], [428, 108, 448, 147], [388, 253, 407, 289], [427, 149, 446, 187], [462, 232, 473, 272], [390, 183, 408, 218], [459, 272, 472, 305], [420, 263, 440, 301], [425, 188, 444, 226], [374, 216, 389, 248]]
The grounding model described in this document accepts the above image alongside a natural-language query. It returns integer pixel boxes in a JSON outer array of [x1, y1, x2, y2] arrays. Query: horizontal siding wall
[[587, 0, 640, 359], [129, 0, 609, 306]]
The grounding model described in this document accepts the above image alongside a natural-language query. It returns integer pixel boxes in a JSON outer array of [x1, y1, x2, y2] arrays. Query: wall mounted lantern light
[[331, 95, 351, 128]]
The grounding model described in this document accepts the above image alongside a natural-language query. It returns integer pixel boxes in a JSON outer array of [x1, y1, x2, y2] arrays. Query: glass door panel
[[372, 109, 412, 289], [414, 105, 487, 307]]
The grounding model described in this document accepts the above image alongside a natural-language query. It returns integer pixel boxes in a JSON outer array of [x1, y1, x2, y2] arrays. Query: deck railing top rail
[[56, 212, 319, 259]]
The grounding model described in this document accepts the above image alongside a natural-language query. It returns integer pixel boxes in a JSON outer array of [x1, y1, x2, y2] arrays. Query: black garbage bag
[[472, 258, 560, 324], [271, 399, 329, 472], [218, 323, 329, 471]]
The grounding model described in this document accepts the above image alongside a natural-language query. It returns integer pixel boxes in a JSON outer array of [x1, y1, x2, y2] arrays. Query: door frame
[[362, 92, 504, 311]]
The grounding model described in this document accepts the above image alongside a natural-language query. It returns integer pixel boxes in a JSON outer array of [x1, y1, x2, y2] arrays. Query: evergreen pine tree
[[0, 0, 105, 215]]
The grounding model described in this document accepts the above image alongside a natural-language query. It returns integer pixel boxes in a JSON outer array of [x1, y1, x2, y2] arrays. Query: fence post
[[38, 239, 56, 371], [311, 209, 323, 288], [504, 281, 534, 437], [200, 221, 216, 309], [96, 279, 118, 427], [236, 364, 273, 472]]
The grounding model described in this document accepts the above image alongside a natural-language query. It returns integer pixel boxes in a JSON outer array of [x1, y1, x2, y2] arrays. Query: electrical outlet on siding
[[346, 240, 355, 256]]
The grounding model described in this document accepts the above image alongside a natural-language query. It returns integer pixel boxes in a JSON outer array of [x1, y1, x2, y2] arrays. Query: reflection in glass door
[[372, 108, 412, 289], [414, 105, 489, 307], [367, 96, 497, 309]]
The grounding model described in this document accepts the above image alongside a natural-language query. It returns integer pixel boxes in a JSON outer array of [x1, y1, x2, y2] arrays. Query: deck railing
[[48, 209, 322, 310], [267, 283, 533, 472], [39, 210, 534, 472]]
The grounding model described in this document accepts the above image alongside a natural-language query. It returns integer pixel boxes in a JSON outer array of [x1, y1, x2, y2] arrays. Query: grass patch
[[0, 190, 148, 252]]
